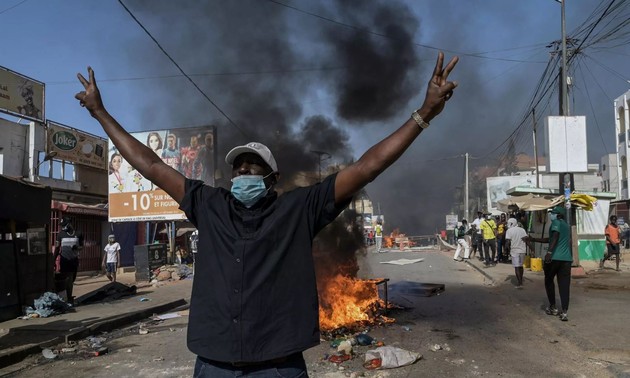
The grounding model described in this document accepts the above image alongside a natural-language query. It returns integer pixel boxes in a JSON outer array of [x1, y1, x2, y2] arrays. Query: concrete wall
[[75, 165, 108, 196], [0, 118, 28, 176], [0, 117, 108, 197], [600, 153, 618, 193], [538, 169, 602, 192]]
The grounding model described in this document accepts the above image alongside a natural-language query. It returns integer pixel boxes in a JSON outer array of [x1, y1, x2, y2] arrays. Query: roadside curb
[[65, 299, 188, 342], [0, 344, 44, 371], [0, 298, 187, 369]]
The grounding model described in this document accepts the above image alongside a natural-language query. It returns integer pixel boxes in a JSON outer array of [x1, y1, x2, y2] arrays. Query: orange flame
[[382, 229, 416, 250], [383, 236, 394, 248], [319, 275, 385, 331]]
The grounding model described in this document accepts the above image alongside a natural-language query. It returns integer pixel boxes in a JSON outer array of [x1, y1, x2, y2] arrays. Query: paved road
[[3, 247, 629, 377]]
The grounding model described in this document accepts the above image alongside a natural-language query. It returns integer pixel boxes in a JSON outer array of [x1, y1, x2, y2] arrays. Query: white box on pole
[[545, 116, 588, 173]]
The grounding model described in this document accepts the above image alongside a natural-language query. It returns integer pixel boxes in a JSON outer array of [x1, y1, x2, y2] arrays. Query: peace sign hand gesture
[[75, 67, 105, 117], [418, 52, 459, 122]]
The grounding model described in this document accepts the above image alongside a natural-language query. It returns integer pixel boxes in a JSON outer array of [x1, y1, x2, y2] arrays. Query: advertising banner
[[486, 175, 536, 212], [445, 214, 458, 230], [0, 66, 45, 122], [109, 126, 216, 222], [47, 121, 108, 170]]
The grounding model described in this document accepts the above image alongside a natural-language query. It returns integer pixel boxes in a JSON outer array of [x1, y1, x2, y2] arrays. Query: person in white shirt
[[471, 211, 483, 260], [102, 234, 121, 282], [505, 218, 528, 288]]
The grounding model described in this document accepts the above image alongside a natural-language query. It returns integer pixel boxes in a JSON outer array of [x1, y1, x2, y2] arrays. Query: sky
[[1, 0, 629, 234]]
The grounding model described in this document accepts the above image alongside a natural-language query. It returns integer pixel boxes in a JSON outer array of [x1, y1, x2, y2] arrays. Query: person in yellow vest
[[479, 214, 497, 266], [375, 223, 383, 252]]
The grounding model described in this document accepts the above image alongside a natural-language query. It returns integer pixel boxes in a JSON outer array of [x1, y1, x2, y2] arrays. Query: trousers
[[194, 353, 308, 378], [483, 238, 496, 263], [454, 238, 470, 260], [543, 260, 572, 312]]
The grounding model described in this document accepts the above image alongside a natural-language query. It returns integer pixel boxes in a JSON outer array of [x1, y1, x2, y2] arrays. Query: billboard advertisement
[[0, 66, 45, 122], [486, 175, 536, 212], [445, 214, 458, 230], [47, 121, 108, 170], [108, 126, 216, 222]]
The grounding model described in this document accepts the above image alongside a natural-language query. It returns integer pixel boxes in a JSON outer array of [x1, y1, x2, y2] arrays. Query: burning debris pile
[[318, 275, 392, 334], [313, 210, 393, 336], [383, 228, 416, 250]]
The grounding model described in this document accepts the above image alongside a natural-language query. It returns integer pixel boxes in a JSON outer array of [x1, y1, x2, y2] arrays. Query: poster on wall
[[486, 175, 536, 211], [0, 66, 45, 122], [108, 126, 216, 222], [27, 228, 47, 255], [47, 121, 108, 170], [445, 214, 458, 230]]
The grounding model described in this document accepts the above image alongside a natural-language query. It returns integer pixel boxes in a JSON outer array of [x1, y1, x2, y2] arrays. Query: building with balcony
[[610, 89, 630, 223], [615, 89, 630, 199]]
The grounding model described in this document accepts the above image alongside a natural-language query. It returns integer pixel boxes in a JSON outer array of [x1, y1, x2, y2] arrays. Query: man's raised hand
[[419, 52, 459, 122], [75, 67, 104, 117]]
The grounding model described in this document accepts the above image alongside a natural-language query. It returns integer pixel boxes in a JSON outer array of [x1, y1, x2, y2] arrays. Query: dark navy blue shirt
[[180, 173, 347, 363]]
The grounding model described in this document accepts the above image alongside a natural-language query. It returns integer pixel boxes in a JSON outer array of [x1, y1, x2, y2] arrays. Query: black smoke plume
[[121, 0, 485, 234]]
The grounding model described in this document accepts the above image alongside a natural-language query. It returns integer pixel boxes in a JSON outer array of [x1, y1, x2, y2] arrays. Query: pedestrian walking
[[453, 219, 470, 261], [505, 218, 527, 288], [102, 234, 121, 282], [52, 217, 83, 304], [601, 215, 621, 271], [525, 206, 571, 321], [75, 52, 459, 376]]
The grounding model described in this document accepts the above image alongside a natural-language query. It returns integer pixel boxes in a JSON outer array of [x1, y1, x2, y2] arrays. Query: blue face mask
[[231, 173, 273, 208], [549, 213, 557, 221]]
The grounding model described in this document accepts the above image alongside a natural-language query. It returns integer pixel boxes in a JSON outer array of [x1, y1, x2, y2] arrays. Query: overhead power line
[[46, 66, 349, 85], [576, 57, 613, 153], [266, 0, 547, 64], [117, 0, 250, 138], [480, 0, 629, 170], [0, 0, 28, 15]]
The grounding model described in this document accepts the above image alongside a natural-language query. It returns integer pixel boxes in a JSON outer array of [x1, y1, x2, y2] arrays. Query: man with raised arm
[[76, 52, 458, 377]]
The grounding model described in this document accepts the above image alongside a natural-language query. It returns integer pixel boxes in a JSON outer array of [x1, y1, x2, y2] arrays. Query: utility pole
[[465, 153, 469, 221], [559, 0, 569, 117], [558, 0, 577, 265], [310, 150, 330, 182], [532, 109, 540, 188]]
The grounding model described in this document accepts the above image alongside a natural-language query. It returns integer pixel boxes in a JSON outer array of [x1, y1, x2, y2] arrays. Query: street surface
[[3, 247, 629, 377]]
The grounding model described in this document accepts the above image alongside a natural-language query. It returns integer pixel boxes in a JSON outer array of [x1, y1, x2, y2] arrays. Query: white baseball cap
[[225, 142, 278, 172]]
